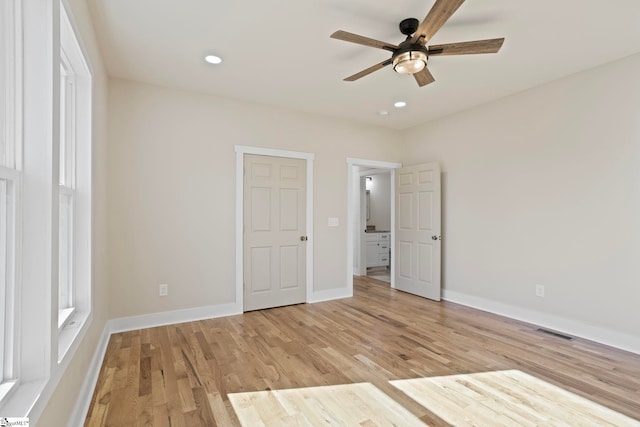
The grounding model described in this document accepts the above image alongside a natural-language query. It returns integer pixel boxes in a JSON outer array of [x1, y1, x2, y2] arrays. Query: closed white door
[[394, 162, 441, 300], [243, 154, 307, 311]]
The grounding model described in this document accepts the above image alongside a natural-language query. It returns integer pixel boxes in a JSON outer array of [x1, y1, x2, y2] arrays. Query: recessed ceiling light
[[205, 55, 222, 64], [377, 110, 389, 116], [394, 101, 407, 108]]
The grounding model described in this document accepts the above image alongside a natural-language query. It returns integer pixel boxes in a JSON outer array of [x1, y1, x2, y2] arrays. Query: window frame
[[57, 185, 75, 327], [57, 47, 77, 329], [56, 0, 93, 363], [0, 167, 20, 387], [1, 0, 22, 170], [0, 0, 22, 404]]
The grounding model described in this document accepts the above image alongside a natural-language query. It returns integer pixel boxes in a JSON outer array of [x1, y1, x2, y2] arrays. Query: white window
[[0, 0, 21, 399], [58, 51, 76, 327], [57, 2, 92, 361]]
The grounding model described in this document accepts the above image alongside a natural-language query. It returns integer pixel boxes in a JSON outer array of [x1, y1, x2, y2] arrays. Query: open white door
[[394, 162, 441, 300]]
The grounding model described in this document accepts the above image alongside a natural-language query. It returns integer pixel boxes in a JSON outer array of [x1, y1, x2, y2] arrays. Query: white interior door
[[394, 162, 441, 300], [243, 154, 307, 311]]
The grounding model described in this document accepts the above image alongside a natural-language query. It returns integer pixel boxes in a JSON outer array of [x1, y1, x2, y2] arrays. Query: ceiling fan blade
[[414, 67, 435, 87], [344, 59, 393, 82], [411, 0, 466, 45], [429, 38, 504, 56], [331, 30, 398, 51]]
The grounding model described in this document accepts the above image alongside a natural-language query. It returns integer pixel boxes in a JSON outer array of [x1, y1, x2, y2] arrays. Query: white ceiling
[[87, 0, 640, 129]]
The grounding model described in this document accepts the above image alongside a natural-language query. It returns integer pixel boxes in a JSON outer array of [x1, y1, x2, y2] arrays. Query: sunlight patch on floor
[[228, 382, 425, 427], [391, 369, 640, 427]]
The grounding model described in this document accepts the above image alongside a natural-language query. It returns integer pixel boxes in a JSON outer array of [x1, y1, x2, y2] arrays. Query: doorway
[[347, 158, 443, 302], [346, 158, 402, 295], [363, 171, 392, 283]]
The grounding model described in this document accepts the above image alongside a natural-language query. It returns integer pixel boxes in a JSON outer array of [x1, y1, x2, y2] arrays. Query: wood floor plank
[[392, 370, 640, 427], [151, 405, 170, 427], [85, 277, 640, 426], [229, 383, 426, 427]]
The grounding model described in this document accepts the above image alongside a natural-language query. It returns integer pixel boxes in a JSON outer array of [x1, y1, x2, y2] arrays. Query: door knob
[[300, 236, 308, 241], [432, 235, 441, 240]]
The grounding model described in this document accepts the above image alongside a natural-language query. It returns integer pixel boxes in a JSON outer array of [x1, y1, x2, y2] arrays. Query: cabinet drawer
[[379, 254, 389, 264], [379, 233, 390, 241], [379, 242, 389, 252]]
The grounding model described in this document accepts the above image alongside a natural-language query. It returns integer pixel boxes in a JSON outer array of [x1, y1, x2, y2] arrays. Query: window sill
[[0, 379, 45, 417], [0, 381, 18, 409], [58, 310, 90, 363], [58, 307, 75, 330], [0, 311, 92, 420]]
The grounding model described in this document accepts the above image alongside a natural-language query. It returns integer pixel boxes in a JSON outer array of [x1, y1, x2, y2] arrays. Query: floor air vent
[[536, 328, 575, 341]]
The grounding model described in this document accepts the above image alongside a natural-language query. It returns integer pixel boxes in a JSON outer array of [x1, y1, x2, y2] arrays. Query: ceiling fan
[[330, 0, 504, 87]]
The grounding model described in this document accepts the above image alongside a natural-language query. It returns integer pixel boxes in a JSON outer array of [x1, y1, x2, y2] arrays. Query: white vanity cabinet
[[365, 232, 390, 268]]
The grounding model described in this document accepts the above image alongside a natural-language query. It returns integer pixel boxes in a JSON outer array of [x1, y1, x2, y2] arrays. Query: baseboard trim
[[109, 302, 242, 334], [442, 289, 640, 355], [67, 323, 111, 427], [308, 287, 353, 303]]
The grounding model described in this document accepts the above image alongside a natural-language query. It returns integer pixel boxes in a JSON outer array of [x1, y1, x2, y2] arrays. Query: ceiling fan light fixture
[[393, 50, 427, 74]]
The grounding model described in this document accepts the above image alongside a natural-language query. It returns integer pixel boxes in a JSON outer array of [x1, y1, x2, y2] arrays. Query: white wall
[[366, 173, 391, 231], [402, 53, 640, 351], [107, 78, 400, 318]]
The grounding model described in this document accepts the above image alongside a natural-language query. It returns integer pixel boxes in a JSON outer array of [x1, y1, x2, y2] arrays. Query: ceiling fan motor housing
[[399, 18, 420, 36]]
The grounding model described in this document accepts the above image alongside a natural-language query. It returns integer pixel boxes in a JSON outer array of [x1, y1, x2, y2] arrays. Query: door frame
[[346, 158, 402, 294], [235, 145, 314, 312]]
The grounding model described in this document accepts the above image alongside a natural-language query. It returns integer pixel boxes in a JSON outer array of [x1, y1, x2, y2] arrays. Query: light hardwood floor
[[85, 277, 640, 426]]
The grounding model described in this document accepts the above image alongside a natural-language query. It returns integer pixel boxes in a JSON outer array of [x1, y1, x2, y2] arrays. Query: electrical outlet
[[159, 283, 168, 297], [535, 284, 545, 298]]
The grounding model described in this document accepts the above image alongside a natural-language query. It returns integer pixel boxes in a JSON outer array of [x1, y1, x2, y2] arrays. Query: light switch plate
[[328, 217, 339, 227]]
